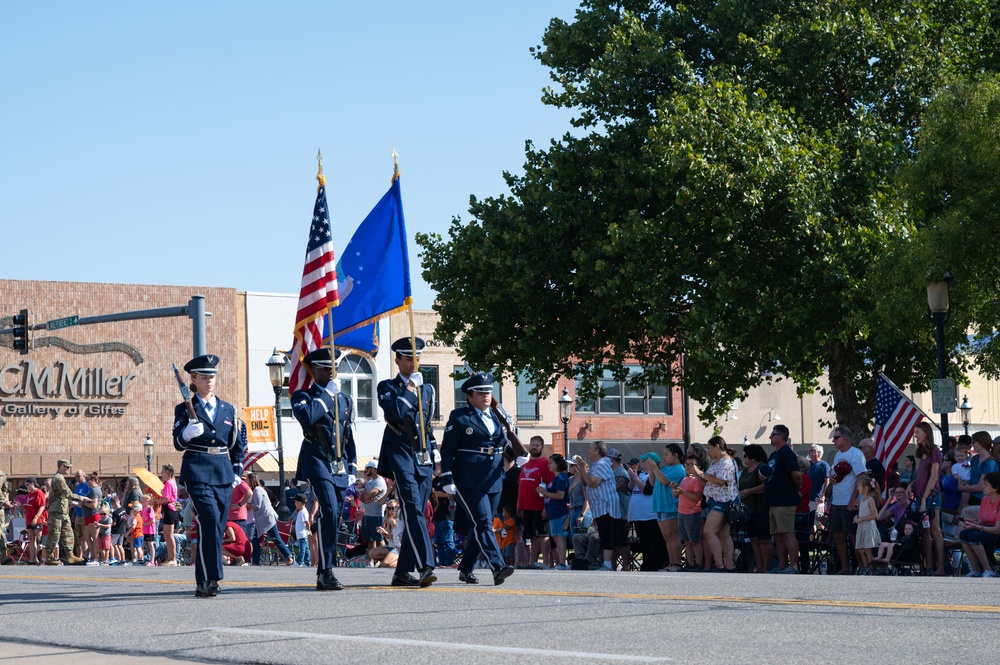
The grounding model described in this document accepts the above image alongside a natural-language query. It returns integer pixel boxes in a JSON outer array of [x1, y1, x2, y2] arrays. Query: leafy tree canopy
[[417, 0, 998, 435]]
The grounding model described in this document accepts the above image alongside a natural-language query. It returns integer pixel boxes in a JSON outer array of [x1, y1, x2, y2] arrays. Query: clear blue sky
[[0, 2, 581, 310]]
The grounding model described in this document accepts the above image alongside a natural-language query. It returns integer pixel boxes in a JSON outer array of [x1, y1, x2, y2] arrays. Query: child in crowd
[[954, 447, 972, 511], [128, 502, 143, 565], [109, 495, 126, 564], [872, 521, 919, 570], [853, 474, 882, 571], [674, 457, 705, 569], [292, 495, 311, 567], [140, 495, 157, 565], [494, 504, 517, 566], [97, 505, 113, 564]]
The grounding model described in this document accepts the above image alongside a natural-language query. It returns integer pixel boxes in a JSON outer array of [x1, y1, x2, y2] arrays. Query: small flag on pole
[[288, 172, 339, 394], [874, 373, 923, 473]]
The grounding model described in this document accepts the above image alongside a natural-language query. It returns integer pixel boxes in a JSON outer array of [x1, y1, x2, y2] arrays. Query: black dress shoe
[[206, 580, 220, 597], [195, 584, 207, 598], [418, 566, 437, 588], [493, 565, 515, 586], [458, 570, 479, 584], [391, 572, 420, 587], [317, 570, 344, 591]]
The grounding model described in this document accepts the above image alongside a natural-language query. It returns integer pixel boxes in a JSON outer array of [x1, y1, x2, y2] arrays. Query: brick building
[[0, 279, 238, 481]]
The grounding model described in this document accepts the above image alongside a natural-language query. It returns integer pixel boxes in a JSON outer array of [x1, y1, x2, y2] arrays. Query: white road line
[[207, 627, 671, 662]]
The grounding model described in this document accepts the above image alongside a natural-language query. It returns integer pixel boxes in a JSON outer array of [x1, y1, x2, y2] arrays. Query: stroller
[[873, 524, 923, 575]]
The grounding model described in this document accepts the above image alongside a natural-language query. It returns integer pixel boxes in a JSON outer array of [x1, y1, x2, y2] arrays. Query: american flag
[[242, 451, 269, 473], [874, 373, 923, 473], [288, 182, 338, 394]]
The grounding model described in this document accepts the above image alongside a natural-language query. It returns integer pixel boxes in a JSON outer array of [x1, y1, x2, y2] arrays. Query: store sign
[[0, 359, 136, 417]]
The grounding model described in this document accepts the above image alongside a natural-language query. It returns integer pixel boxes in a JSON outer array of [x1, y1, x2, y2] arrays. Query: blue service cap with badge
[[302, 348, 341, 367], [184, 354, 219, 375], [462, 372, 494, 394], [390, 337, 424, 357]]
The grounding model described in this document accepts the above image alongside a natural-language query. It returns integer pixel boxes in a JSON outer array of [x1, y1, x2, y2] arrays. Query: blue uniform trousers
[[454, 486, 504, 575], [394, 467, 434, 574], [298, 450, 346, 572], [186, 481, 230, 587]]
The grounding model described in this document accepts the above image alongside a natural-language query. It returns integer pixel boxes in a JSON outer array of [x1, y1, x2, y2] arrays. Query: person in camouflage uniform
[[46, 460, 83, 565]]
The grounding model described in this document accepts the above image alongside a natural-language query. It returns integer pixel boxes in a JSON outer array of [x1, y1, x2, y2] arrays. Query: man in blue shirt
[[72, 469, 90, 560], [807, 444, 831, 515], [762, 424, 802, 573]]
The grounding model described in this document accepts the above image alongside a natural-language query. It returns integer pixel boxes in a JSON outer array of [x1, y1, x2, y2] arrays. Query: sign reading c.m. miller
[[0, 359, 137, 417]]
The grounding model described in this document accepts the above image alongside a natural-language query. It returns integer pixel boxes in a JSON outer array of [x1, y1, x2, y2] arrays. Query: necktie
[[204, 400, 215, 422]]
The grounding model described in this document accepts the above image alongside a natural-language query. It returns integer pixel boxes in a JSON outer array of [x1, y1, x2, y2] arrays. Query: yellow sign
[[243, 406, 277, 451]]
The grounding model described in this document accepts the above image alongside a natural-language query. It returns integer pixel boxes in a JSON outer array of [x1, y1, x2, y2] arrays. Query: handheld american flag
[[288, 175, 339, 394], [874, 373, 923, 473]]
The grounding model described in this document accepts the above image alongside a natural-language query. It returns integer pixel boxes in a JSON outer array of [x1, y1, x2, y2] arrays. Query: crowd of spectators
[[4, 425, 1000, 578]]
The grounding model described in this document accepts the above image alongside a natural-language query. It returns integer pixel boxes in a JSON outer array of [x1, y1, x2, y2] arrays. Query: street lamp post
[[266, 348, 290, 521], [558, 387, 574, 460], [960, 395, 973, 437], [927, 277, 951, 451], [143, 434, 154, 472]]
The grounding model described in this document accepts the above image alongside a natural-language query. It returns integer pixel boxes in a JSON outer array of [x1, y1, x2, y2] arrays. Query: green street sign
[[46, 315, 79, 331], [930, 378, 957, 414]]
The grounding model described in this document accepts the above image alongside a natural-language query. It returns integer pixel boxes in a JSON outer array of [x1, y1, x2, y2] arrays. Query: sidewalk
[[0, 641, 204, 664]]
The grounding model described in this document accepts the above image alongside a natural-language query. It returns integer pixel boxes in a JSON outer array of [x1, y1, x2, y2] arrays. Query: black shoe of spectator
[[493, 565, 515, 586], [391, 572, 420, 587], [419, 566, 437, 587], [206, 580, 220, 597], [458, 570, 479, 584], [317, 570, 344, 591], [195, 584, 213, 598]]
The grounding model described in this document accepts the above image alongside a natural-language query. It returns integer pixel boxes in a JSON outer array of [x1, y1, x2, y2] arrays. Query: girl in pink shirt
[[140, 495, 157, 565]]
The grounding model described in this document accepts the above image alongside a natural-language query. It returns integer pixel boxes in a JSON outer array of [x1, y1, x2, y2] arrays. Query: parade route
[[0, 566, 992, 663]]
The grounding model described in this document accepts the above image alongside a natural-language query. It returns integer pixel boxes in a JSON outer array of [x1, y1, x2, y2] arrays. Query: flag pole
[[318, 148, 343, 474]]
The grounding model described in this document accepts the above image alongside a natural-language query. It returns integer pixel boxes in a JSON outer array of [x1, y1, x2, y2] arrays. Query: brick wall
[[0, 279, 237, 481]]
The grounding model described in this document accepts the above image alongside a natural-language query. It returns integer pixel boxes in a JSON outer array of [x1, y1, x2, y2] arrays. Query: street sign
[[46, 315, 79, 331], [930, 378, 957, 414]]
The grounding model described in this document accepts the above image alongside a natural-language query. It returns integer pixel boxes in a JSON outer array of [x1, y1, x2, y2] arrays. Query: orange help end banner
[[243, 406, 277, 451]]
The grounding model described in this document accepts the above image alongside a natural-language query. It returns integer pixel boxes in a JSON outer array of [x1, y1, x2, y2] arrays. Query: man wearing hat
[[359, 460, 388, 552], [376, 337, 439, 587], [46, 459, 83, 565], [171, 354, 247, 597], [291, 347, 357, 591], [440, 371, 521, 585]]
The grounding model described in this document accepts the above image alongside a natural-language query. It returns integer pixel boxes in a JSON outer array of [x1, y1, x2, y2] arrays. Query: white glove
[[443, 483, 457, 495], [347, 474, 356, 486], [324, 380, 340, 396], [431, 449, 441, 464], [408, 373, 423, 388], [182, 419, 204, 442], [515, 455, 529, 468], [231, 474, 241, 488]]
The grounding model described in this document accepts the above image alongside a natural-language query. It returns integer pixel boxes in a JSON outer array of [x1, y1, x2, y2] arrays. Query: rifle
[[172, 363, 198, 421]]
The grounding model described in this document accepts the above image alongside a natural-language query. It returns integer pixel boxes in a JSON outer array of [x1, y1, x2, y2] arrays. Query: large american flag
[[288, 181, 338, 394], [874, 373, 923, 473]]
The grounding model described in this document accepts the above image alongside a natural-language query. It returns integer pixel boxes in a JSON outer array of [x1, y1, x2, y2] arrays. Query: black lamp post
[[960, 395, 972, 437], [558, 387, 574, 460], [927, 277, 951, 450], [143, 434, 154, 472], [266, 348, 290, 521]]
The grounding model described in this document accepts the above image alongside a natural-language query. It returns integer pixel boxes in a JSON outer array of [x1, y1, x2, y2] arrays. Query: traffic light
[[12, 309, 30, 351]]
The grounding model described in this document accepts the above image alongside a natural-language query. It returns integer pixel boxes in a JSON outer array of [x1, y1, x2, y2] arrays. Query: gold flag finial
[[391, 147, 400, 184], [316, 149, 326, 188]]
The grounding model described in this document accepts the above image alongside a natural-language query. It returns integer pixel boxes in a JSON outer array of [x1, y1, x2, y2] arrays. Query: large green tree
[[418, 0, 998, 436]]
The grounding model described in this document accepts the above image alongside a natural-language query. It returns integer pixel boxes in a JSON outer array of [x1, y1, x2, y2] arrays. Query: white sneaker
[[290, 562, 301, 567], [982, 569, 997, 578], [965, 570, 982, 578]]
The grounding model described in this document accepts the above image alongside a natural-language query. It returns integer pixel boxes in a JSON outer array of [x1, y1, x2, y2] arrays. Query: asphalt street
[[0, 565, 992, 664]]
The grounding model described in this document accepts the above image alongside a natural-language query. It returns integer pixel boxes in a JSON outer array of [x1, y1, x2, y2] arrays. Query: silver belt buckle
[[209, 446, 223, 454], [481, 447, 495, 455]]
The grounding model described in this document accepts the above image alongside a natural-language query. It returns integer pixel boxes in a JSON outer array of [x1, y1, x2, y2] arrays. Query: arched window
[[337, 354, 376, 419]]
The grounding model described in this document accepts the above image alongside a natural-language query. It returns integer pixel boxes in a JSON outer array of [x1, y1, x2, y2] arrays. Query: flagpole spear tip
[[316, 149, 326, 188], [391, 147, 400, 184]]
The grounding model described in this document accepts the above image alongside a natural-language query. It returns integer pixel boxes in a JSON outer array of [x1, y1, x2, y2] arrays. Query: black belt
[[458, 447, 498, 455], [186, 445, 229, 455]]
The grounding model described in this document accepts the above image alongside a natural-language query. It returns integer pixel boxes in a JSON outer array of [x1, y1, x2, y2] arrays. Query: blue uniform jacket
[[440, 405, 506, 494], [172, 399, 246, 486], [376, 376, 437, 480], [291, 384, 358, 485]]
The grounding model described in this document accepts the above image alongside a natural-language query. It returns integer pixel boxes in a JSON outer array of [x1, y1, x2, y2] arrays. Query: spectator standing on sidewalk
[[517, 436, 553, 569], [628, 454, 665, 571], [827, 426, 865, 574], [46, 460, 83, 565], [762, 425, 802, 574], [574, 440, 624, 571]]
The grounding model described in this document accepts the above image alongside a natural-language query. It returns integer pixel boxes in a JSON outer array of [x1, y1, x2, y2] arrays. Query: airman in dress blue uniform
[[376, 337, 439, 587], [171, 354, 246, 598], [440, 372, 520, 585], [291, 347, 357, 591]]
